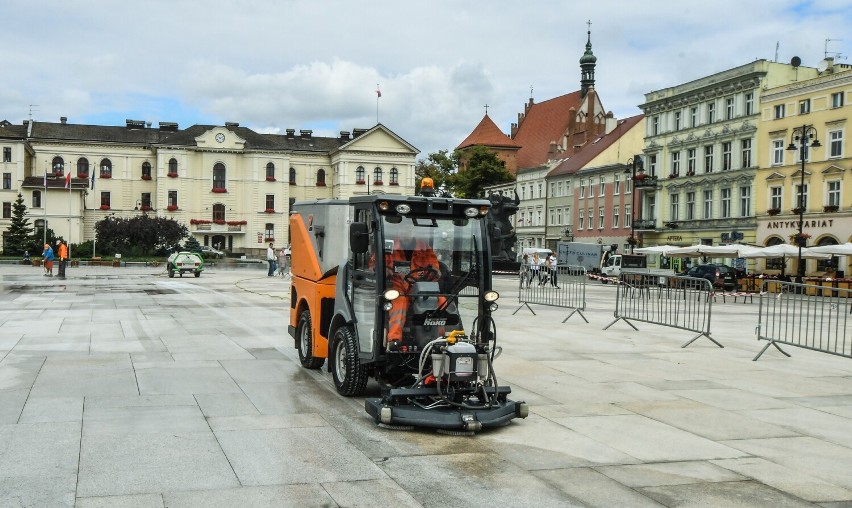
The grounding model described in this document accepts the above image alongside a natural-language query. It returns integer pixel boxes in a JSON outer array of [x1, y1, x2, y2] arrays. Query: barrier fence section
[[514, 264, 588, 323], [603, 272, 721, 348], [754, 280, 852, 361]]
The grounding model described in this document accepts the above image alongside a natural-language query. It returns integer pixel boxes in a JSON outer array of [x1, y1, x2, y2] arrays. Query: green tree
[[414, 150, 457, 196], [183, 236, 201, 253], [95, 215, 188, 257], [3, 193, 33, 255], [449, 146, 514, 198]]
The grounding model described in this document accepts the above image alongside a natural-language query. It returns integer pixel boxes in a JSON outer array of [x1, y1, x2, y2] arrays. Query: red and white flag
[[64, 172, 72, 189], [376, 85, 381, 98]]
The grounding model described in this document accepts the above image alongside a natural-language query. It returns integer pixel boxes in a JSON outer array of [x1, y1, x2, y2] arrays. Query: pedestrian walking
[[548, 251, 559, 288], [277, 247, 288, 277], [520, 254, 531, 288], [531, 252, 542, 286], [42, 243, 54, 276], [266, 242, 276, 276], [57, 239, 68, 278]]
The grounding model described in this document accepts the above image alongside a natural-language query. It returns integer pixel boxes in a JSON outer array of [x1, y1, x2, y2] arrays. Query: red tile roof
[[547, 114, 644, 177], [456, 115, 520, 150], [513, 92, 583, 169]]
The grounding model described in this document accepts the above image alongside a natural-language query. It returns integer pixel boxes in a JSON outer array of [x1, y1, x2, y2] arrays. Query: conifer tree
[[3, 193, 33, 255]]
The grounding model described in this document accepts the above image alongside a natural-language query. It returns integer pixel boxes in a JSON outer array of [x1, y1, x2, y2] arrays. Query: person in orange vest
[[57, 239, 68, 278]]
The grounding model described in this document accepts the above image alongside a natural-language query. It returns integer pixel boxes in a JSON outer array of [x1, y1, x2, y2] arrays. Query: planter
[[140, 206, 152, 212], [767, 208, 781, 216], [211, 188, 227, 193], [141, 175, 152, 181], [373, 181, 383, 186], [824, 205, 839, 213], [686, 171, 695, 176], [791, 207, 804, 215], [100, 174, 111, 179], [167, 205, 179, 212], [99, 205, 110, 210], [264, 237, 275, 242], [266, 177, 276, 182], [167, 172, 178, 178], [315, 182, 326, 187], [668, 174, 677, 179], [264, 209, 275, 213], [355, 180, 365, 185]]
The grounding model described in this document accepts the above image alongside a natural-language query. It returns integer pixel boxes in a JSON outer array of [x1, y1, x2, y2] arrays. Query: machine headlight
[[488, 302, 499, 312], [395, 204, 411, 214], [483, 290, 499, 303], [384, 289, 400, 301], [378, 201, 390, 211], [463, 207, 479, 218], [383, 301, 394, 311]]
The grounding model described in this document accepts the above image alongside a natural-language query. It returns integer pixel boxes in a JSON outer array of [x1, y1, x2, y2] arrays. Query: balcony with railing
[[633, 219, 657, 231], [189, 219, 247, 233], [633, 175, 659, 190]]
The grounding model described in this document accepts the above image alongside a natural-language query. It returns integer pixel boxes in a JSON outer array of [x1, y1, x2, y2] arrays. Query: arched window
[[373, 167, 383, 185], [32, 190, 42, 208], [390, 167, 399, 185], [316, 168, 326, 186], [141, 161, 152, 180], [213, 163, 226, 191], [168, 158, 178, 176], [212, 203, 225, 223], [355, 166, 365, 184], [266, 162, 275, 181], [816, 236, 839, 272], [52, 157, 64, 176], [100, 159, 112, 178], [265, 223, 275, 242], [289, 167, 296, 185], [77, 158, 89, 178], [765, 236, 785, 270]]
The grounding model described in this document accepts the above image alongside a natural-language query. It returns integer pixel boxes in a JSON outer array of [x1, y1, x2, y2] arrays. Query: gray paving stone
[[19, 395, 84, 423], [640, 480, 816, 507], [0, 388, 29, 424], [76, 493, 165, 508], [322, 479, 422, 507], [595, 460, 747, 487], [207, 413, 327, 431], [533, 467, 663, 507], [744, 407, 852, 448], [0, 474, 77, 507], [194, 392, 260, 417], [713, 457, 852, 503], [83, 404, 210, 435], [135, 363, 243, 395], [163, 484, 335, 507]]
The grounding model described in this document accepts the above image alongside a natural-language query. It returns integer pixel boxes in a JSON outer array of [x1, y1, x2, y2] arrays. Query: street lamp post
[[786, 125, 821, 285], [624, 155, 645, 254]]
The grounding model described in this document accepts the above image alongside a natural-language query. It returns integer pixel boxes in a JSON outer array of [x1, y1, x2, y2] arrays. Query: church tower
[[580, 28, 597, 97]]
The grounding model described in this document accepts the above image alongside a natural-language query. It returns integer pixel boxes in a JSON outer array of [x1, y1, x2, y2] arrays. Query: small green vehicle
[[167, 251, 204, 278]]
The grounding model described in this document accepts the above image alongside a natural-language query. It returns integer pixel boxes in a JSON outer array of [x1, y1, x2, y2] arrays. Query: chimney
[[225, 122, 239, 128], [285, 129, 296, 139], [339, 131, 351, 140], [60, 116, 67, 124], [299, 129, 312, 139]]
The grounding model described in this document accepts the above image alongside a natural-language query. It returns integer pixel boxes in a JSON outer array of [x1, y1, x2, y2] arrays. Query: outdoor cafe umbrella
[[633, 245, 683, 255], [808, 242, 852, 256], [741, 243, 830, 277], [666, 243, 761, 258]]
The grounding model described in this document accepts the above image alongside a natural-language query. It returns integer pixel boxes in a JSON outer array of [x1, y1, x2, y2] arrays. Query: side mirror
[[350, 222, 369, 253]]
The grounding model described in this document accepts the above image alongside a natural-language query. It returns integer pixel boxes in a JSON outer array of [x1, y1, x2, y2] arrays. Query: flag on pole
[[376, 84, 381, 98], [44, 171, 47, 188], [91, 172, 95, 191], [65, 172, 72, 189]]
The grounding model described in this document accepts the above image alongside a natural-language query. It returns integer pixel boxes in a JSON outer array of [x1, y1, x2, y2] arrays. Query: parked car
[[683, 264, 737, 291], [200, 245, 224, 258]]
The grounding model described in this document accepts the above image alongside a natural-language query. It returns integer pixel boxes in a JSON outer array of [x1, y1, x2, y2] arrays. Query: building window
[[707, 102, 716, 123], [772, 139, 784, 165], [100, 192, 110, 208], [613, 206, 620, 228], [265, 223, 274, 242], [674, 111, 682, 131], [52, 156, 64, 176], [799, 99, 811, 115], [671, 151, 680, 175], [721, 188, 732, 218], [613, 175, 621, 195], [289, 167, 296, 185], [538, 183, 543, 198], [686, 191, 695, 220], [537, 210, 543, 226], [578, 209, 584, 229], [2, 202, 10, 219], [831, 91, 845, 108], [316, 168, 326, 186], [652, 115, 659, 135], [76, 158, 89, 178], [141, 161, 151, 179], [722, 142, 732, 171], [2, 147, 10, 162], [741, 139, 752, 168], [704, 145, 714, 173], [557, 181, 564, 196], [670, 193, 679, 221], [266, 162, 275, 180], [579, 179, 585, 198], [2, 172, 10, 190], [690, 107, 698, 127], [687, 148, 696, 174], [703, 190, 713, 219], [213, 162, 226, 191], [168, 190, 178, 207], [549, 182, 556, 197], [625, 176, 632, 195], [355, 166, 365, 183], [770, 187, 782, 210], [100, 158, 112, 178], [726, 97, 734, 120], [625, 205, 632, 228], [32, 190, 42, 208], [648, 155, 657, 177], [598, 207, 605, 229], [827, 181, 841, 207], [745, 92, 754, 115], [168, 158, 178, 176], [774, 104, 785, 119], [373, 167, 382, 184], [213, 203, 225, 222], [739, 186, 751, 217], [829, 130, 843, 158], [140, 192, 152, 210], [556, 208, 562, 225], [266, 194, 275, 211], [795, 184, 808, 209], [390, 167, 399, 185], [598, 177, 605, 197]]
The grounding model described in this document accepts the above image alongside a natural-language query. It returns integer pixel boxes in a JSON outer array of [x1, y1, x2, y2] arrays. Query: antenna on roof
[[529, 85, 533, 99], [28, 104, 39, 122], [774, 41, 779, 62], [825, 38, 846, 60]]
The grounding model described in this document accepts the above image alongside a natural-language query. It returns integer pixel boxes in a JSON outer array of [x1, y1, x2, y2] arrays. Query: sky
[[3, 1, 851, 159]]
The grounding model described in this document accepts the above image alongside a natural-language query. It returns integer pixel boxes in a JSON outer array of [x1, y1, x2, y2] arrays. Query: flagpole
[[43, 162, 47, 246], [67, 169, 72, 260], [376, 83, 380, 124]]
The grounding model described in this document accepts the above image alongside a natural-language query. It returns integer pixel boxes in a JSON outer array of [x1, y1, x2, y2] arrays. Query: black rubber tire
[[194, 271, 201, 277], [331, 326, 367, 396], [296, 311, 324, 369], [168, 270, 175, 278]]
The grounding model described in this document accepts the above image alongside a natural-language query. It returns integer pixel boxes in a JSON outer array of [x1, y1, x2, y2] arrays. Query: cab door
[[349, 206, 379, 358]]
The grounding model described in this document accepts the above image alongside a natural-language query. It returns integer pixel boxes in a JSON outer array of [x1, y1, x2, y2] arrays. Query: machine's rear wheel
[[194, 271, 201, 278], [331, 326, 367, 396], [168, 269, 175, 278], [296, 311, 324, 369]]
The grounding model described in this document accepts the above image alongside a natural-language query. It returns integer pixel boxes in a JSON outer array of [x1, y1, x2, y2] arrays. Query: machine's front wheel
[[296, 311, 324, 369], [331, 326, 367, 396]]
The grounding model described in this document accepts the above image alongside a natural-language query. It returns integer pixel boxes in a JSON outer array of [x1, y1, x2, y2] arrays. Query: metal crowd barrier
[[754, 280, 852, 361], [514, 264, 588, 323], [603, 272, 721, 348]]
